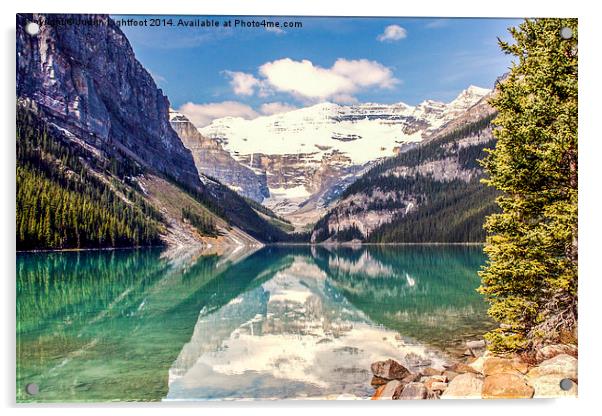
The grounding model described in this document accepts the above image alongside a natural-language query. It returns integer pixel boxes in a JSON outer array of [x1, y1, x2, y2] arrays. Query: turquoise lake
[[16, 245, 495, 402]]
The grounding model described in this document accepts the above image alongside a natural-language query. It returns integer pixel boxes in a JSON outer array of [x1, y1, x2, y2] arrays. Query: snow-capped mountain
[[169, 109, 270, 202], [311, 91, 498, 244], [194, 86, 490, 227]]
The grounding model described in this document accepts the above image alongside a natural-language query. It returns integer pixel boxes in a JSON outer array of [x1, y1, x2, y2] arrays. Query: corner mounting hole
[[25, 383, 39, 395], [560, 27, 573, 40], [25, 22, 40, 36], [559, 378, 574, 391]]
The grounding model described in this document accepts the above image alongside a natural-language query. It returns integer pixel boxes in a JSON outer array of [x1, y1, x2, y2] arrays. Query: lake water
[[16, 245, 494, 402]]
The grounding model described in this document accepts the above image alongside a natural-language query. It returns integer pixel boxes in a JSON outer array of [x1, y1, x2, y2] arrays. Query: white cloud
[[425, 19, 449, 29], [178, 101, 258, 127], [148, 70, 166, 84], [243, 57, 399, 103], [259, 102, 297, 115], [266, 26, 286, 35], [377, 25, 407, 42], [330, 94, 358, 104], [259, 58, 353, 101], [331, 58, 398, 89], [223, 71, 260, 96]]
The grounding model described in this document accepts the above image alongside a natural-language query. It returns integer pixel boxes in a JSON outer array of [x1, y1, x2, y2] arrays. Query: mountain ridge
[[16, 13, 202, 192], [16, 13, 288, 249], [310, 90, 499, 243], [169, 109, 270, 202], [16, 13, 503, 247], [193, 86, 491, 226]]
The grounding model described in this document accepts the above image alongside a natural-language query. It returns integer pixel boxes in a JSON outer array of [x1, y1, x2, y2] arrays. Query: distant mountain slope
[[15, 105, 267, 250], [311, 93, 499, 243], [169, 110, 270, 202], [16, 106, 165, 250], [197, 175, 290, 243], [17, 13, 201, 191], [16, 14, 288, 248], [198, 86, 490, 222]]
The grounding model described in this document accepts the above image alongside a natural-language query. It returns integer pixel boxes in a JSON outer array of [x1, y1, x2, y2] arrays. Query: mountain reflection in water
[[17, 245, 494, 402]]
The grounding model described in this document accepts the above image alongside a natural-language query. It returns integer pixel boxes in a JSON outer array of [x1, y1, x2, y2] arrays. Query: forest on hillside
[[16, 107, 165, 250], [16, 105, 300, 250], [312, 113, 499, 244]]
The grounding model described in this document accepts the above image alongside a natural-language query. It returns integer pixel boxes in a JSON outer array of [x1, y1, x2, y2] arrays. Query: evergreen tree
[[16, 106, 165, 250], [181, 206, 217, 236], [479, 19, 578, 351]]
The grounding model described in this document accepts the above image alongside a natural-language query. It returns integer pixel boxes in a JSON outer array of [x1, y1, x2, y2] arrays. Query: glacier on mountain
[[190, 86, 490, 225]]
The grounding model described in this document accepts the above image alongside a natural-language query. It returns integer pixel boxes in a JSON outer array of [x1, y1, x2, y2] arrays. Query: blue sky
[[115, 16, 522, 126]]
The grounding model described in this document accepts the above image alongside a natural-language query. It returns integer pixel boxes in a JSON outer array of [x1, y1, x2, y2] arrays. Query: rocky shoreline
[[370, 342, 578, 400]]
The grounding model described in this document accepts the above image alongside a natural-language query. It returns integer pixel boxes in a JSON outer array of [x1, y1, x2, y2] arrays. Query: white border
[[2, 1, 600, 415]]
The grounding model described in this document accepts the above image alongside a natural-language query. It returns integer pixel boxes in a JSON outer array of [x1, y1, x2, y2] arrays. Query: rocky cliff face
[[16, 13, 201, 191], [15, 13, 290, 246], [198, 87, 490, 223], [311, 92, 499, 243], [239, 149, 367, 228], [169, 110, 269, 202]]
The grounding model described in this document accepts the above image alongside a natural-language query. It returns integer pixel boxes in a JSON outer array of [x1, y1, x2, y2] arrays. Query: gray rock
[[466, 340, 486, 349], [528, 374, 577, 398], [526, 354, 578, 397], [527, 354, 577, 379], [464, 340, 486, 358], [16, 14, 202, 191], [468, 356, 486, 374], [443, 370, 460, 381], [463, 349, 476, 357], [404, 352, 432, 368], [170, 110, 270, 202], [371, 359, 411, 380], [400, 373, 421, 384], [426, 388, 440, 400], [423, 375, 447, 390], [398, 382, 428, 400]]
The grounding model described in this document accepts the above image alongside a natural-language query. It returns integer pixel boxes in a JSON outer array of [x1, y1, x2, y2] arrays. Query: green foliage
[[478, 19, 578, 352], [332, 224, 364, 242], [313, 114, 498, 243], [368, 178, 498, 243], [165, 172, 292, 243], [16, 107, 164, 250], [181, 206, 217, 236], [284, 231, 312, 243], [311, 215, 330, 243], [15, 105, 287, 250], [198, 179, 290, 243], [242, 195, 304, 234], [162, 171, 227, 220], [266, 217, 295, 233], [243, 196, 292, 225], [343, 112, 497, 196]]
